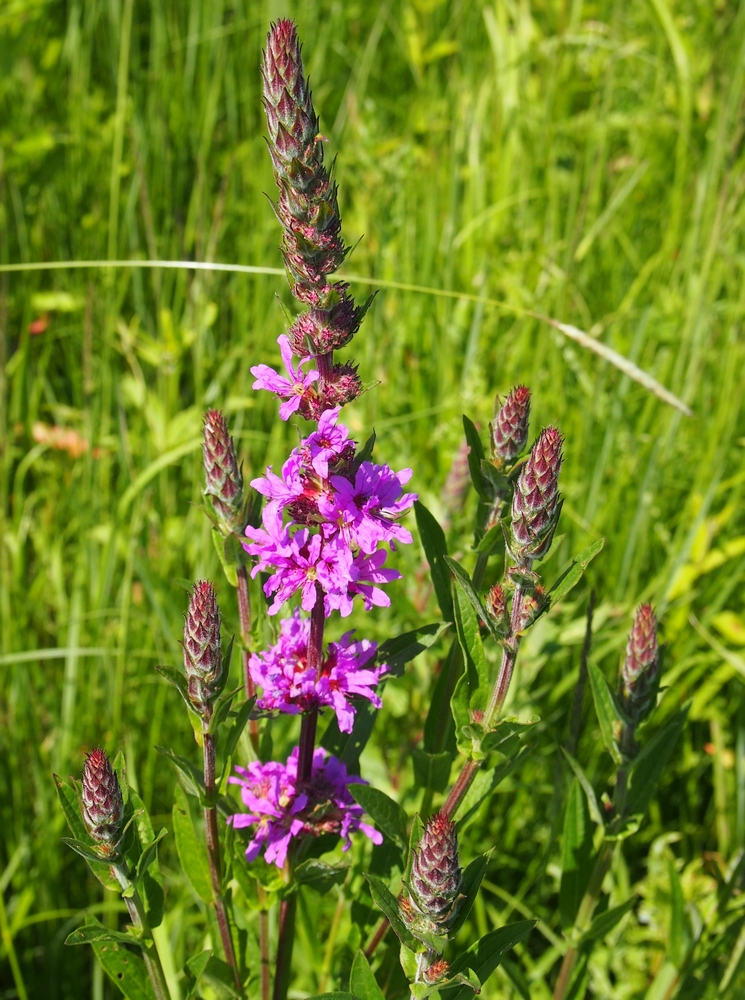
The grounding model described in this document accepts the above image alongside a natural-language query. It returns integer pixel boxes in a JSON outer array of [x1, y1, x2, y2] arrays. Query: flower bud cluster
[[81, 748, 124, 852], [510, 426, 563, 569], [402, 813, 462, 937], [261, 19, 368, 414], [620, 604, 660, 724], [491, 385, 531, 465], [183, 581, 226, 718], [202, 409, 244, 533]]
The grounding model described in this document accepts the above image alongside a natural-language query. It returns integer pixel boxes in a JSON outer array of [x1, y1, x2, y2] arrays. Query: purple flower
[[320, 461, 417, 554], [304, 407, 353, 478], [251, 335, 320, 420], [229, 746, 383, 867], [328, 549, 402, 617], [249, 609, 385, 732], [244, 509, 354, 614]]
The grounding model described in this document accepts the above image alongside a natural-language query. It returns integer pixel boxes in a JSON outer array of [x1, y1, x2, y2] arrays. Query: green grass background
[[1, 0, 745, 997]]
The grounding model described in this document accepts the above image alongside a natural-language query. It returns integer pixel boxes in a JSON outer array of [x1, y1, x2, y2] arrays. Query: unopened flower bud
[[203, 410, 244, 532], [405, 813, 462, 935], [620, 605, 659, 723], [485, 584, 509, 633], [510, 427, 563, 568], [183, 581, 224, 717], [81, 748, 123, 851], [422, 958, 450, 985], [491, 385, 531, 464]]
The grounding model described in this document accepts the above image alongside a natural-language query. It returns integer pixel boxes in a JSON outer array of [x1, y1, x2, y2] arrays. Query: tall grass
[[1, 1, 745, 997]]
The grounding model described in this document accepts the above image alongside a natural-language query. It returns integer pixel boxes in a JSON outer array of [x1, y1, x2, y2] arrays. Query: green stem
[[441, 583, 528, 820], [203, 725, 243, 993], [112, 865, 170, 1000], [551, 757, 632, 1000]]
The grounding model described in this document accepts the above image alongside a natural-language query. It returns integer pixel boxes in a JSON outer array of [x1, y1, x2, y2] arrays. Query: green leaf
[[424, 642, 461, 754], [462, 415, 487, 501], [559, 780, 594, 929], [588, 664, 623, 765], [91, 939, 156, 1000], [294, 859, 348, 894], [447, 920, 535, 1000], [445, 556, 502, 644], [154, 745, 206, 799], [579, 896, 636, 945], [305, 995, 361, 1000], [184, 951, 212, 1000], [561, 748, 605, 827], [548, 538, 605, 605], [378, 622, 450, 677], [364, 873, 421, 952], [172, 784, 212, 903], [134, 828, 168, 887], [65, 916, 142, 947], [451, 852, 492, 933], [451, 673, 475, 758], [219, 697, 256, 783], [349, 950, 386, 1000], [354, 430, 377, 468], [452, 580, 489, 705], [54, 775, 119, 891], [212, 527, 239, 586], [473, 522, 502, 555], [348, 785, 408, 851], [153, 662, 192, 712], [128, 790, 164, 929], [197, 955, 243, 998], [415, 501, 454, 623], [60, 837, 113, 866], [411, 749, 452, 793], [626, 708, 688, 819], [479, 460, 510, 498], [404, 815, 425, 883], [480, 718, 538, 758], [321, 700, 378, 772]]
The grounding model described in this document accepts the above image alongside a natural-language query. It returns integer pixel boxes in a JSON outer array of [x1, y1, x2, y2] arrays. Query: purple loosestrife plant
[[57, 21, 690, 1000]]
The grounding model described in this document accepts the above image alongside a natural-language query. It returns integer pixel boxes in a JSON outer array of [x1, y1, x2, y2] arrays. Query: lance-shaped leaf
[[294, 859, 349, 894], [588, 664, 623, 765], [91, 939, 156, 1000], [154, 746, 206, 800], [626, 708, 688, 819], [452, 579, 490, 707], [349, 785, 408, 852], [450, 851, 493, 933], [415, 501, 454, 623], [561, 748, 605, 827], [559, 779, 594, 929], [447, 920, 535, 1000], [66, 916, 142, 948], [218, 697, 256, 784], [462, 415, 487, 501], [350, 951, 386, 1000], [363, 874, 421, 952], [578, 896, 637, 945], [548, 538, 605, 606], [445, 557, 503, 645], [184, 951, 212, 1000], [378, 622, 450, 678], [321, 699, 378, 773], [172, 784, 212, 903], [412, 749, 452, 793], [127, 789, 164, 929]]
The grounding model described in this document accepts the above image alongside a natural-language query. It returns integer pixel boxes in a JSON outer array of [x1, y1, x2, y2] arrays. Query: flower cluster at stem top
[[243, 403, 416, 617]]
